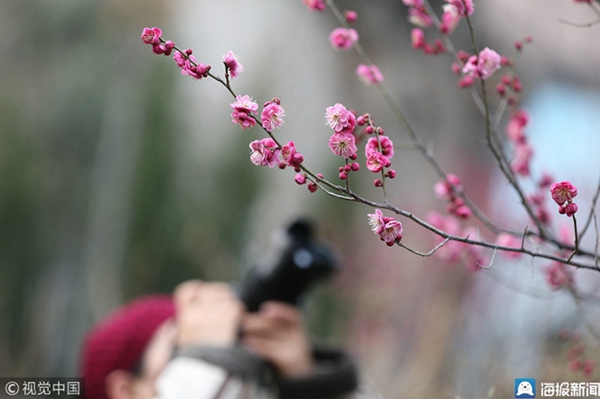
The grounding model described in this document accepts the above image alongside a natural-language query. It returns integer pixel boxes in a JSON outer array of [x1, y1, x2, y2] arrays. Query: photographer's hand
[[241, 301, 315, 379], [174, 280, 245, 347]]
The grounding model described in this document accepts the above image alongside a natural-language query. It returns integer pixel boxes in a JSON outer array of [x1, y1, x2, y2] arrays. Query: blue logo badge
[[515, 378, 536, 398]]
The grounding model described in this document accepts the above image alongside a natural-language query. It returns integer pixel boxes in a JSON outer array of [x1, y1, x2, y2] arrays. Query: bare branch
[[399, 238, 451, 257]]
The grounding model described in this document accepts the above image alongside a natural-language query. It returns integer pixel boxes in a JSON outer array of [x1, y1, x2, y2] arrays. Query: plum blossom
[[249, 138, 280, 168], [223, 51, 244, 78], [440, 4, 461, 35], [366, 151, 390, 173], [344, 10, 358, 23], [411, 28, 426, 49], [230, 95, 258, 130], [462, 47, 501, 80], [506, 109, 529, 143], [329, 133, 357, 159], [261, 100, 285, 132], [141, 27, 162, 45], [368, 210, 403, 246], [280, 141, 304, 167], [496, 234, 523, 259], [367, 209, 386, 234], [551, 181, 579, 217], [173, 50, 211, 80], [325, 103, 356, 134], [544, 261, 573, 290], [329, 28, 358, 50], [408, 7, 433, 28], [402, 0, 424, 6], [380, 220, 403, 246], [302, 0, 326, 11], [550, 181, 578, 206], [446, 0, 474, 16], [356, 64, 384, 85], [511, 143, 533, 176], [365, 136, 394, 158]]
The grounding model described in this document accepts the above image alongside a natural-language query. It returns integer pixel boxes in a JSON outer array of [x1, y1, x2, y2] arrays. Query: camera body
[[238, 219, 338, 312]]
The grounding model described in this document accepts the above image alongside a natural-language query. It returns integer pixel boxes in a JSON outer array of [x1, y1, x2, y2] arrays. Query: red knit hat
[[80, 294, 175, 399]]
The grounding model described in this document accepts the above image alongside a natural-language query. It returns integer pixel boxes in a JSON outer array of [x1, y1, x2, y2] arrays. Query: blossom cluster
[[368, 209, 403, 246], [141, 27, 212, 80], [427, 212, 487, 271], [434, 174, 472, 218], [560, 330, 595, 378], [550, 181, 579, 217], [249, 138, 304, 171]]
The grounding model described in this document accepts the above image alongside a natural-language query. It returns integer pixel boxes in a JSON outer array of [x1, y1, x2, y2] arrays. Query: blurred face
[[107, 320, 178, 399]]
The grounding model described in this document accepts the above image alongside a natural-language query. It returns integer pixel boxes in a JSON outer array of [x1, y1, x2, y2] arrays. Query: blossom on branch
[[329, 27, 358, 50], [302, 0, 326, 11], [368, 209, 403, 246], [230, 95, 258, 130], [550, 181, 579, 217], [249, 138, 280, 168], [440, 4, 461, 35], [223, 51, 244, 78], [356, 64, 384, 85], [325, 103, 356, 134], [329, 133, 357, 159], [462, 47, 501, 80], [446, 0, 474, 16], [261, 99, 285, 132]]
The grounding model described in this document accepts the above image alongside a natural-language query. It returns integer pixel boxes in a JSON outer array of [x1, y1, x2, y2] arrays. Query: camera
[[238, 219, 338, 312]]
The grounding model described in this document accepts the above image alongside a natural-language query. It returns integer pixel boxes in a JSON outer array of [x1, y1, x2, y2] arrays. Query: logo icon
[[515, 378, 536, 398], [4, 381, 19, 396]]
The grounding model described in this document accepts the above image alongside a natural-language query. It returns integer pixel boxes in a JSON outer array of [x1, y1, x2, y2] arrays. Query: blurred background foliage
[[2, 1, 600, 398]]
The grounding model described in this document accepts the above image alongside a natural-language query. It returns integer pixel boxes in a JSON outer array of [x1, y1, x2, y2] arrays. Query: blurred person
[[80, 280, 369, 399]]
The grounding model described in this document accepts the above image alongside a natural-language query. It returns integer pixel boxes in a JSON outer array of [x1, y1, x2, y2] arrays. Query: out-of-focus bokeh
[[2, 0, 600, 397]]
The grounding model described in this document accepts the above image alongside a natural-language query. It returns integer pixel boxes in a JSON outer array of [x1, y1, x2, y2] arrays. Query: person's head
[[80, 295, 177, 399]]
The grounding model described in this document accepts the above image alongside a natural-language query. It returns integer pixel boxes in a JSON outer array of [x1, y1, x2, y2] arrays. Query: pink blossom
[[440, 4, 461, 35], [411, 28, 426, 49], [477, 48, 501, 79], [560, 203, 579, 217], [506, 109, 529, 143], [544, 261, 573, 290], [356, 64, 384, 85], [249, 138, 280, 168], [550, 181, 578, 206], [366, 151, 390, 173], [329, 28, 358, 50], [446, 0, 474, 16], [403, 0, 424, 6], [408, 7, 433, 28], [302, 0, 326, 11], [231, 110, 256, 130], [231, 95, 258, 114], [223, 51, 244, 78], [329, 133, 357, 159], [295, 173, 307, 185], [367, 209, 386, 235], [365, 136, 394, 158], [496, 234, 523, 259], [261, 102, 285, 132], [173, 50, 211, 80], [583, 360, 595, 378], [141, 27, 162, 45], [380, 220, 403, 246], [281, 141, 304, 167], [511, 143, 533, 176], [230, 95, 258, 130], [462, 48, 501, 80], [539, 171, 554, 189], [325, 103, 356, 134], [344, 10, 358, 23]]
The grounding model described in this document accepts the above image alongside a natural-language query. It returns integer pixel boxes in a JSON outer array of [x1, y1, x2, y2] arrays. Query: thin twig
[[399, 238, 451, 257], [477, 247, 497, 270]]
